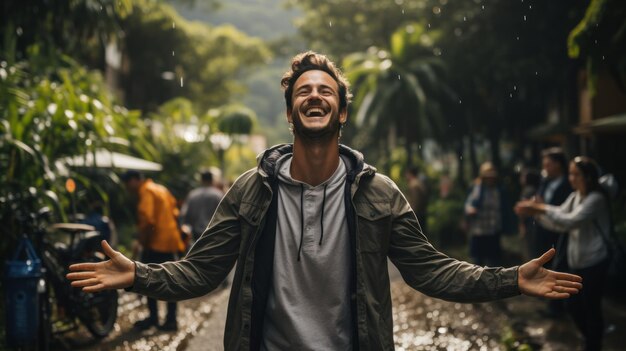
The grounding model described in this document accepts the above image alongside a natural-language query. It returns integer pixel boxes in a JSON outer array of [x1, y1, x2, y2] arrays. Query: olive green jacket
[[131, 144, 520, 350]]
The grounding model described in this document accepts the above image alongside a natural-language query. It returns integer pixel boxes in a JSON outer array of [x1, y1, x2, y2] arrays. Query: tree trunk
[[455, 140, 467, 188], [488, 126, 501, 170], [467, 114, 479, 179]]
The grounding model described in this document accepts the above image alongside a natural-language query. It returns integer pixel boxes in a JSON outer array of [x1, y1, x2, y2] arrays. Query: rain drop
[[427, 23, 431, 28], [602, 55, 605, 60], [594, 39, 598, 44], [402, 9, 405, 15], [516, 36, 520, 41], [419, 145, 422, 150], [173, 22, 176, 29], [523, 15, 527, 21], [460, 155, 463, 160], [463, 16, 467, 21], [459, 99, 462, 104], [100, 6, 103, 11], [535, 71, 538, 75], [529, 5, 532, 9], [172, 51, 175, 56], [510, 93, 513, 98], [398, 75, 401, 80], [481, 5, 485, 10], [329, 21, 332, 27], [513, 85, 517, 91], [180, 77, 184, 87]]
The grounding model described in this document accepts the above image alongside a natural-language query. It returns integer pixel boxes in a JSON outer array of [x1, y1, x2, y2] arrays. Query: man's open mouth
[[304, 107, 327, 117]]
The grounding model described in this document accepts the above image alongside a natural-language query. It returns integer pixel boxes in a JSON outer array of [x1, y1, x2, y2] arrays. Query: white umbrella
[[58, 149, 163, 171]]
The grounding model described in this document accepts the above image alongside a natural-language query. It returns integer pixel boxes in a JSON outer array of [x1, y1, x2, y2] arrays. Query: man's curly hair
[[281, 51, 352, 111]]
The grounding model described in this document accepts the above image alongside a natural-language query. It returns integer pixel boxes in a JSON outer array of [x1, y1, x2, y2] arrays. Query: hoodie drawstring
[[297, 183, 329, 261], [319, 184, 327, 245], [297, 183, 305, 261]]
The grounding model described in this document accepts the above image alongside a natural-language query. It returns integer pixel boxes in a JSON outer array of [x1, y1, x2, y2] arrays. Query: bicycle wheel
[[77, 289, 119, 338]]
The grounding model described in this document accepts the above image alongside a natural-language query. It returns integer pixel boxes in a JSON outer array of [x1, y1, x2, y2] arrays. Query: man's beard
[[291, 110, 341, 140]]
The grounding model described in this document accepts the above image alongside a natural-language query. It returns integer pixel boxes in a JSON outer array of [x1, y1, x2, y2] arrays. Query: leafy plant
[[0, 51, 140, 261]]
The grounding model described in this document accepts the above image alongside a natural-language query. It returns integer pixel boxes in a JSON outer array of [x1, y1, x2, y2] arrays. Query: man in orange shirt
[[121, 170, 185, 332]]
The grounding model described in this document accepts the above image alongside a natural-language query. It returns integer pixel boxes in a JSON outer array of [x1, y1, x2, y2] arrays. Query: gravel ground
[[60, 259, 625, 351]]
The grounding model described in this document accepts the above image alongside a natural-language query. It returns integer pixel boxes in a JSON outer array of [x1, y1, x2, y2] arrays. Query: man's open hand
[[67, 240, 135, 293], [518, 248, 582, 299]]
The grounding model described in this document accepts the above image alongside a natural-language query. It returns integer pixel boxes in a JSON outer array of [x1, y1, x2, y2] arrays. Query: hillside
[[171, 0, 299, 40], [168, 0, 302, 144]]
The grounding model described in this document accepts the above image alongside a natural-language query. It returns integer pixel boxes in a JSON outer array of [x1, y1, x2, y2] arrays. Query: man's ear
[[339, 107, 348, 125]]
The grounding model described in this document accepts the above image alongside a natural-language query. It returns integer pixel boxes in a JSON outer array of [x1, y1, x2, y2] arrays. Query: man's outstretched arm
[[67, 240, 135, 292], [518, 248, 582, 299]]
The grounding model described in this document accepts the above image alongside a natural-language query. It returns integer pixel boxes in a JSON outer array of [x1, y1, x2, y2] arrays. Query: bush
[[426, 191, 466, 249]]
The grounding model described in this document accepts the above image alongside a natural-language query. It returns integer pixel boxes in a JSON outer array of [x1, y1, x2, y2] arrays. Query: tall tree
[[121, 0, 272, 112], [343, 23, 455, 167], [290, 0, 587, 174]]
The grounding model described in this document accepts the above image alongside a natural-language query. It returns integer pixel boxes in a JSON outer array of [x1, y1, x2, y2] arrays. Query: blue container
[[4, 237, 42, 349]]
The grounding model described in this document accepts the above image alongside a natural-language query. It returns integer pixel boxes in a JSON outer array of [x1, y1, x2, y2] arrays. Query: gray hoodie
[[261, 154, 352, 350]]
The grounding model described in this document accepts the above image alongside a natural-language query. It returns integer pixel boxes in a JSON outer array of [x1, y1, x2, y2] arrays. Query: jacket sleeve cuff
[[124, 261, 150, 293], [500, 266, 522, 297]]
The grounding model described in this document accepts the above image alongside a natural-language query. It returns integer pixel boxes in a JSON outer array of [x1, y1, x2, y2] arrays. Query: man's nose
[[307, 89, 322, 102]]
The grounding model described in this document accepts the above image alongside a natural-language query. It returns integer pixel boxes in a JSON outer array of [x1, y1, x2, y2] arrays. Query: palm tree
[[343, 23, 456, 167]]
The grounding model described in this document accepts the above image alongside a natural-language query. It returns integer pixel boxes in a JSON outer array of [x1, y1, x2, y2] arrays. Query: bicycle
[[13, 205, 118, 350]]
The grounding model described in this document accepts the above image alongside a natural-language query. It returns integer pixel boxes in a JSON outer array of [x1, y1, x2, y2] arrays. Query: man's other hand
[[518, 248, 582, 299], [67, 240, 135, 293]]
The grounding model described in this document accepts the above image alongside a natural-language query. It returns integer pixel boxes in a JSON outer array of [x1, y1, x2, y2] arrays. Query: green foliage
[[568, 0, 626, 95], [1, 0, 132, 66], [0, 51, 141, 259], [285, 0, 419, 57], [218, 104, 257, 135], [122, 0, 272, 112], [172, 0, 298, 41], [223, 144, 257, 182], [501, 325, 534, 351], [343, 25, 454, 165], [291, 0, 588, 173], [426, 191, 465, 249], [144, 97, 218, 198]]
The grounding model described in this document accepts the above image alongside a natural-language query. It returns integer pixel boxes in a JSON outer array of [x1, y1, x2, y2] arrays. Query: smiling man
[[68, 51, 582, 351]]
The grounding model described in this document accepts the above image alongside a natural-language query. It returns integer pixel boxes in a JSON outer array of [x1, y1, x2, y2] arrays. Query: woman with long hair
[[516, 156, 610, 351]]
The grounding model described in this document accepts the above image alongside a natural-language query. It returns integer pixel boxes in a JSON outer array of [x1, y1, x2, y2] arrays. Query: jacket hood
[[256, 143, 375, 182]]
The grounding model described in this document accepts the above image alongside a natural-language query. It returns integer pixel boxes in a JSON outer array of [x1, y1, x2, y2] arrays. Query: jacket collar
[[256, 143, 375, 182]]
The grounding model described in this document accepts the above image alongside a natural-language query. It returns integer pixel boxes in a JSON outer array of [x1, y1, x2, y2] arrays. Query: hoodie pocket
[[355, 201, 391, 253]]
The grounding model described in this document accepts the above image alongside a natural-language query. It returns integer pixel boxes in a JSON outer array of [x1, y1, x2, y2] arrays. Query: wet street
[[63, 265, 625, 351]]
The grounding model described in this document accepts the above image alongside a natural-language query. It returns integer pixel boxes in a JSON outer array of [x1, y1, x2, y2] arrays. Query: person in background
[[535, 147, 572, 258], [405, 166, 429, 233], [180, 168, 225, 244], [535, 147, 573, 318], [121, 170, 185, 332], [516, 156, 610, 351], [464, 162, 513, 266]]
